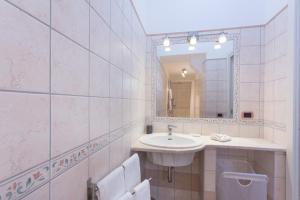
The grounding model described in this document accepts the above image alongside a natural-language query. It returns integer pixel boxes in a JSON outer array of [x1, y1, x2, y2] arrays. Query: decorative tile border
[[0, 162, 50, 200], [0, 131, 122, 200], [89, 133, 110, 155], [109, 129, 125, 142], [51, 143, 89, 178]]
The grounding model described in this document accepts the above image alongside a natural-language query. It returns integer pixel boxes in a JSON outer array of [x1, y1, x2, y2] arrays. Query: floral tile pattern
[[51, 143, 89, 179], [0, 162, 50, 200], [89, 133, 110, 155]]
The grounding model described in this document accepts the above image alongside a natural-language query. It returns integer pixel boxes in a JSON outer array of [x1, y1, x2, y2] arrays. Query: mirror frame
[[151, 32, 241, 123]]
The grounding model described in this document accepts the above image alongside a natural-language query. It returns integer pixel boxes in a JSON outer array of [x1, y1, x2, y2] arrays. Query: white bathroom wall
[[263, 8, 289, 145], [0, 0, 147, 199]]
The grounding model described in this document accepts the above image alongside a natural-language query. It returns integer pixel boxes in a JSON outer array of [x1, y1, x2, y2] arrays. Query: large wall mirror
[[154, 33, 239, 120]]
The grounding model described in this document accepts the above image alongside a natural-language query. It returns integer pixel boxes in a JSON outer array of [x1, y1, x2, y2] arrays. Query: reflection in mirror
[[156, 41, 234, 118]]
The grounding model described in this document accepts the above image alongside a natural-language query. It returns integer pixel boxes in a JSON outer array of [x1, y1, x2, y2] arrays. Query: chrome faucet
[[168, 125, 177, 139]]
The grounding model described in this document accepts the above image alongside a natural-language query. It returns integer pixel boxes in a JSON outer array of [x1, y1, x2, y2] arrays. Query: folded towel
[[133, 180, 151, 200], [211, 134, 232, 142], [97, 167, 126, 200], [118, 192, 134, 200], [122, 154, 141, 192]]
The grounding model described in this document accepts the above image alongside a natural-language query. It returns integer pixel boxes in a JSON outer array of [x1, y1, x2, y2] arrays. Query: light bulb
[[181, 72, 186, 78], [163, 37, 170, 47], [183, 69, 187, 74], [164, 46, 171, 52], [214, 42, 221, 50], [188, 45, 195, 51], [189, 35, 197, 46], [218, 33, 227, 44]]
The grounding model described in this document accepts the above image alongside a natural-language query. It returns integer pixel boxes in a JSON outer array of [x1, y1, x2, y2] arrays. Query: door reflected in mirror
[[156, 41, 234, 118]]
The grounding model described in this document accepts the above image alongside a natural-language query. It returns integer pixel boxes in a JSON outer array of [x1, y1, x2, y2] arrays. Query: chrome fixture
[[168, 125, 177, 139]]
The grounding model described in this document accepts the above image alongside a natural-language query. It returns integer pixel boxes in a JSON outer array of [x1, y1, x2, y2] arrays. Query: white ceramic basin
[[139, 133, 202, 149], [139, 133, 203, 167]]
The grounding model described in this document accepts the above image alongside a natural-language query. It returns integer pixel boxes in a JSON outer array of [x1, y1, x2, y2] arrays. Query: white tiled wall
[[262, 9, 289, 145], [0, 0, 146, 199]]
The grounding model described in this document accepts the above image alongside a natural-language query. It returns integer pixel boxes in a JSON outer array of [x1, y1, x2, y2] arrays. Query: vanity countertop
[[131, 135, 286, 153]]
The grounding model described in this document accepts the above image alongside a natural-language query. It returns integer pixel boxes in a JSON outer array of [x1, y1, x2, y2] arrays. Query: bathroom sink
[[139, 133, 202, 149], [139, 133, 202, 167]]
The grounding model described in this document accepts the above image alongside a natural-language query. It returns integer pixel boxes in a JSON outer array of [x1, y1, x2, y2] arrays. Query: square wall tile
[[51, 31, 89, 96], [219, 124, 240, 137], [51, 159, 88, 200], [90, 54, 110, 97], [0, 92, 49, 180], [89, 146, 110, 182], [123, 99, 131, 125], [111, 0, 123, 39], [123, 73, 132, 99], [239, 125, 260, 138], [23, 183, 49, 200], [109, 98, 123, 131], [90, 9, 110, 61], [240, 46, 261, 65], [0, 1, 50, 92], [110, 65, 123, 98], [90, 0, 110, 24], [202, 124, 219, 136], [109, 137, 124, 170], [240, 65, 261, 83], [51, 95, 89, 157], [110, 32, 124, 68], [52, 0, 89, 47], [90, 97, 109, 140], [183, 123, 202, 135], [7, 0, 50, 24], [240, 83, 260, 101], [240, 27, 261, 46]]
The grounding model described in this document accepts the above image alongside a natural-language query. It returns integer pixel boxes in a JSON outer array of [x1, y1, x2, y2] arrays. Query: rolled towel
[[97, 167, 126, 200], [133, 180, 151, 200], [122, 154, 141, 192], [211, 134, 232, 142], [118, 192, 134, 200]]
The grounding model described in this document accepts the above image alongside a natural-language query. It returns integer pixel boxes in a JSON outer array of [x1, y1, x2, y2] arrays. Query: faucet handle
[[168, 125, 177, 130]]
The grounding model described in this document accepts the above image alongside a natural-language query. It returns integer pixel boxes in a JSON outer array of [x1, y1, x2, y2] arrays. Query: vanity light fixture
[[214, 41, 221, 50], [218, 33, 227, 44], [163, 36, 171, 47]]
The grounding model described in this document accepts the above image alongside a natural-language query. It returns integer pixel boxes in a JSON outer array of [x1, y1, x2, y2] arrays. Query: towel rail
[[87, 178, 99, 200], [87, 177, 152, 200]]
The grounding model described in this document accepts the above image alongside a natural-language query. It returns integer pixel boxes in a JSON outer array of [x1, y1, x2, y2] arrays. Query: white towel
[[168, 88, 173, 111], [133, 180, 151, 200], [118, 192, 134, 200], [122, 154, 141, 192], [97, 167, 126, 200]]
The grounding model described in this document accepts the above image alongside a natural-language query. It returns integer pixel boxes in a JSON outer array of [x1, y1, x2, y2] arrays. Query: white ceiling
[[132, 0, 288, 35]]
